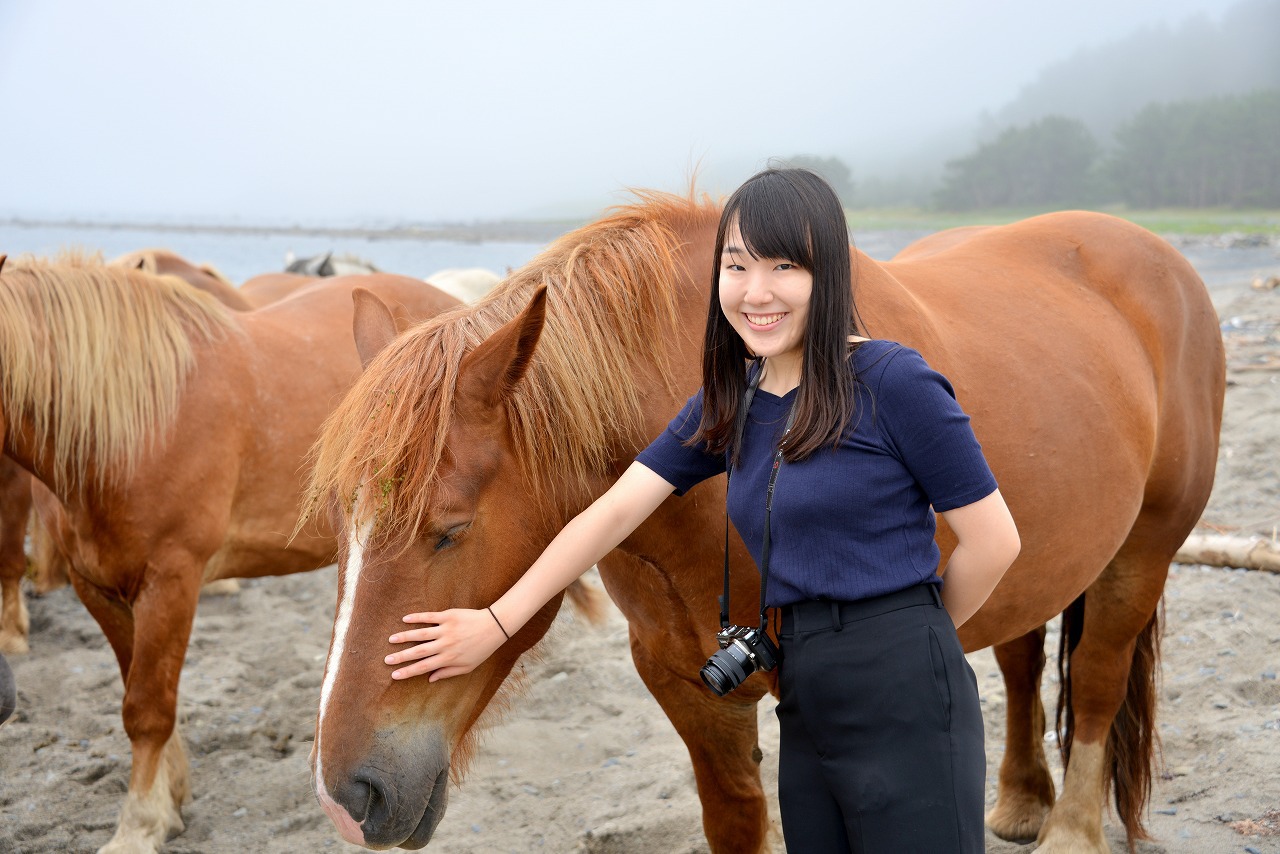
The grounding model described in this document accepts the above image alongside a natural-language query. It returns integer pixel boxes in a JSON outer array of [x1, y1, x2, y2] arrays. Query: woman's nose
[[742, 271, 771, 304]]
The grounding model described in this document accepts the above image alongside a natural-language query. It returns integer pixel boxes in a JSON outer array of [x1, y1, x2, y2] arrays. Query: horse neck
[[0, 408, 89, 508], [854, 252, 945, 352]]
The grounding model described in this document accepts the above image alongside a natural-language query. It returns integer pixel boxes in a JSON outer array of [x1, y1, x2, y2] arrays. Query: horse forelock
[[304, 189, 719, 547], [0, 252, 237, 494]]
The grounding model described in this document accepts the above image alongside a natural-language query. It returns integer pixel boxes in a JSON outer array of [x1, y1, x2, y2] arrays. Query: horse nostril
[[352, 771, 394, 834], [346, 778, 373, 823]]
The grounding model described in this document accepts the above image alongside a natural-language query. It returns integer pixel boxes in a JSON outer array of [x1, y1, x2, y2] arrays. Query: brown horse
[[11, 253, 321, 625], [0, 253, 461, 853], [110, 248, 256, 310], [305, 192, 1224, 853]]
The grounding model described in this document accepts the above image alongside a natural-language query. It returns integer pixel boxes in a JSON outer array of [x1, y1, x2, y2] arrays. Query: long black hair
[[694, 167, 862, 464]]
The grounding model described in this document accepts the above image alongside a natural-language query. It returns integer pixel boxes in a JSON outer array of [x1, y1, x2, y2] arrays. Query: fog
[[0, 0, 1254, 224]]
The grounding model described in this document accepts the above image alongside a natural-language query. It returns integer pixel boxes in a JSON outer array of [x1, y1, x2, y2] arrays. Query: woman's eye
[[776, 263, 795, 271], [725, 264, 745, 272]]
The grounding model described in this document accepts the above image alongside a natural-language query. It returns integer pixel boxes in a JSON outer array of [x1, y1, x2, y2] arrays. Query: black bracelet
[[486, 606, 512, 641]]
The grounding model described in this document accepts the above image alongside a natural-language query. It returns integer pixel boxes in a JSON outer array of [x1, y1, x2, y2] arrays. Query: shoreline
[[0, 216, 586, 245]]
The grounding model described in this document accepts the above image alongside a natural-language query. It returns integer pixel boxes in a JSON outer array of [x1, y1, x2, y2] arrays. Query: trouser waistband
[[779, 583, 941, 635]]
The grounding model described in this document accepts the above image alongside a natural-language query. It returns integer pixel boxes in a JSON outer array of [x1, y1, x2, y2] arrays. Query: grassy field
[[845, 207, 1280, 236]]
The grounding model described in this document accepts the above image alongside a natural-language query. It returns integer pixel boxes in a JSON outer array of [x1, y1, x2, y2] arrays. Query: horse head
[[311, 286, 570, 849]]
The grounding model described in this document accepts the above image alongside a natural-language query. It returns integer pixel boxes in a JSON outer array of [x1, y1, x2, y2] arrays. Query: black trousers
[[776, 584, 985, 853]]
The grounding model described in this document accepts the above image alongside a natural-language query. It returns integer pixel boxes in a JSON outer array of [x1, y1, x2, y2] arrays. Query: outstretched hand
[[385, 608, 508, 682]]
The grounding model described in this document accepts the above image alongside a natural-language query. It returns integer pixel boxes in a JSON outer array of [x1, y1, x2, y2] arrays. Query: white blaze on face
[[315, 510, 375, 799]]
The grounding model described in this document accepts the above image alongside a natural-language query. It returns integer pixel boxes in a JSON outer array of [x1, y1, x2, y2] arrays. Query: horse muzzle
[[317, 726, 450, 849]]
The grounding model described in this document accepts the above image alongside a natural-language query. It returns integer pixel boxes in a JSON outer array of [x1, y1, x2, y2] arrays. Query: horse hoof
[[986, 797, 1051, 843], [97, 838, 161, 854], [0, 631, 29, 656], [1033, 823, 1110, 854]]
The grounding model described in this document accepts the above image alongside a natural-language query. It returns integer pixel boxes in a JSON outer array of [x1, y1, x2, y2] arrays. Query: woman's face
[[718, 222, 813, 365]]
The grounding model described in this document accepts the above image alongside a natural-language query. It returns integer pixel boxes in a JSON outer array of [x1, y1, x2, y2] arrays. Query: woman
[[384, 168, 1020, 852]]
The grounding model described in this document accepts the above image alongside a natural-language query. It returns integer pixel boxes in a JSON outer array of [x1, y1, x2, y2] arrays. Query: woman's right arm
[[385, 461, 676, 681]]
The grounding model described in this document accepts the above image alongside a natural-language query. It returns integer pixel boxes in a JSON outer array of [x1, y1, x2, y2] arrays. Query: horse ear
[[134, 258, 146, 270], [457, 286, 547, 410], [0, 255, 6, 275], [351, 287, 399, 370]]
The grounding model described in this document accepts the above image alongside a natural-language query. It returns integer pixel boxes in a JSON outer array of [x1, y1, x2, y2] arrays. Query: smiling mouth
[[745, 312, 787, 328]]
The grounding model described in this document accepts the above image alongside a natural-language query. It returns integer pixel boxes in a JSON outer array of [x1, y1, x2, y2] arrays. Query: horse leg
[[71, 566, 199, 854], [628, 631, 771, 854], [29, 478, 72, 594], [1035, 550, 1166, 854], [0, 460, 32, 654], [986, 626, 1056, 842]]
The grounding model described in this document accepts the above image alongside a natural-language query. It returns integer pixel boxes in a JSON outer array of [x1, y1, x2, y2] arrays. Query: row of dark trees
[[935, 89, 1279, 210]]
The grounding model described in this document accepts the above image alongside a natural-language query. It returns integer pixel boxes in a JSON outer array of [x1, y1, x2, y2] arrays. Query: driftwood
[[1175, 533, 1280, 573]]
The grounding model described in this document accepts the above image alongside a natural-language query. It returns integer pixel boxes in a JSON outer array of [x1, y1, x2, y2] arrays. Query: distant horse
[[239, 272, 317, 305], [423, 268, 502, 303], [111, 248, 255, 310], [0, 649, 15, 725], [305, 193, 1223, 853], [113, 249, 320, 310], [0, 253, 460, 853], [285, 250, 380, 278]]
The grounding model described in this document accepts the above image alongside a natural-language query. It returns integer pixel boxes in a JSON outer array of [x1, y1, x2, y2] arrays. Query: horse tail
[[1053, 593, 1085, 766], [565, 576, 608, 626], [1055, 592, 1162, 851], [1109, 603, 1162, 849]]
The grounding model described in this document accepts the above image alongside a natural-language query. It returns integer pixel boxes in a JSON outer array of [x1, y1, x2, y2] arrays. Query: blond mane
[[0, 253, 238, 494], [306, 190, 720, 540]]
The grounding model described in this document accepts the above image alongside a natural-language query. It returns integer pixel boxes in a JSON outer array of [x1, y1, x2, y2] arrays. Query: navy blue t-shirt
[[635, 340, 998, 607]]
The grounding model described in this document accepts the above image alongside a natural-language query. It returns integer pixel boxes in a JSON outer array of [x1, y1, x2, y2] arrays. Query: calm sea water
[[0, 221, 940, 285], [1, 221, 1266, 299], [0, 222, 550, 284]]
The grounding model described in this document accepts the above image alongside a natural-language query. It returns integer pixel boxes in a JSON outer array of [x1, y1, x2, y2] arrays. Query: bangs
[[724, 178, 816, 269]]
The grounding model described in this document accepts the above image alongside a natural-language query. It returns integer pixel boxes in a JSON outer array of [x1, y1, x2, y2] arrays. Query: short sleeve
[[870, 348, 998, 512], [635, 389, 727, 495]]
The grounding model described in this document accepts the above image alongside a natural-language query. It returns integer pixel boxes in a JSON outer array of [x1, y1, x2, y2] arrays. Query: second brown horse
[[0, 254, 459, 853]]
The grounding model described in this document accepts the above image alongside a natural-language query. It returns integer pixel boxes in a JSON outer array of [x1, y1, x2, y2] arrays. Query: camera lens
[[700, 642, 752, 697]]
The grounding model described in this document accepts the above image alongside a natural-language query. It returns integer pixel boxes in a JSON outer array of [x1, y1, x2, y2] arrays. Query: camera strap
[[720, 360, 797, 633]]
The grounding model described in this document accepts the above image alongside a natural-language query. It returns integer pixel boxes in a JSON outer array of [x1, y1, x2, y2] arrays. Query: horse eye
[[433, 523, 470, 552]]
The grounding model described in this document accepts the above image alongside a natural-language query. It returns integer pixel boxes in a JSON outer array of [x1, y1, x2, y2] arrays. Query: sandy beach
[[1, 234, 1277, 854]]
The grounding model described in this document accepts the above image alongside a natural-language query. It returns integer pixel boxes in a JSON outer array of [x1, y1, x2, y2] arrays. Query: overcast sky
[[0, 0, 1245, 224]]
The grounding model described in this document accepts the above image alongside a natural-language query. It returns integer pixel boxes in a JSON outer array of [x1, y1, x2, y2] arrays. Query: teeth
[[746, 313, 785, 325]]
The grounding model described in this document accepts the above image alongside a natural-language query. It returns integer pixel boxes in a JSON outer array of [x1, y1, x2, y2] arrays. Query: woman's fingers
[[385, 641, 432, 665], [385, 608, 504, 682], [402, 611, 445, 625], [388, 625, 439, 644]]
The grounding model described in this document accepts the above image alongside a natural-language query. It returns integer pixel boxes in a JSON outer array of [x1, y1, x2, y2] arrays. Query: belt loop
[[929, 584, 943, 608], [830, 600, 843, 631]]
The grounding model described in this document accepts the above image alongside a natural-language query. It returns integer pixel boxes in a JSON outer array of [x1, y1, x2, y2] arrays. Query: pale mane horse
[[0, 252, 460, 853], [12, 248, 319, 635]]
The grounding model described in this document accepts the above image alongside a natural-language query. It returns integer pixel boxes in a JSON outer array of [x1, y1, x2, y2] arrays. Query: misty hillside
[[989, 0, 1279, 140]]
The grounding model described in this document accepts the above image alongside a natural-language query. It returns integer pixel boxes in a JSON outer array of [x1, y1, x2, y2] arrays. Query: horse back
[[863, 212, 1224, 648]]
